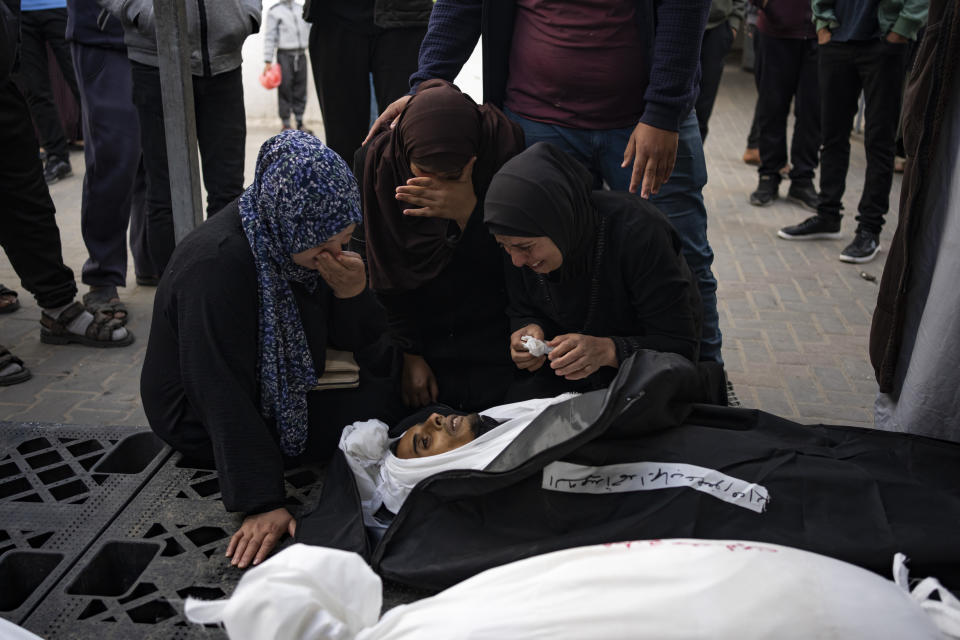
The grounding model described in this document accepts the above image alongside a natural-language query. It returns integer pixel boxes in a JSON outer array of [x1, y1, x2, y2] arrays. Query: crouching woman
[[140, 132, 400, 570], [485, 142, 705, 398]]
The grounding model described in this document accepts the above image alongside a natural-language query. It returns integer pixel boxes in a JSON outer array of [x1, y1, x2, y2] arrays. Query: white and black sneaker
[[839, 229, 881, 263], [777, 214, 842, 240]]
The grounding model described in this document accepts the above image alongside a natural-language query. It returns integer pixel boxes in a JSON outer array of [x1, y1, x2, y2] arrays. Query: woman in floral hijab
[[141, 132, 401, 571]]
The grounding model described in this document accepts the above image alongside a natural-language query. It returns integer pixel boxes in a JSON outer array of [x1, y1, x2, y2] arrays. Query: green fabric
[[812, 0, 928, 40], [707, 0, 746, 33]]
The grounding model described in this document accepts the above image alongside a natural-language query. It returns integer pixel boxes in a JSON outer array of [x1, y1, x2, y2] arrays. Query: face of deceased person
[[494, 234, 563, 274], [291, 224, 356, 268], [395, 412, 483, 459]]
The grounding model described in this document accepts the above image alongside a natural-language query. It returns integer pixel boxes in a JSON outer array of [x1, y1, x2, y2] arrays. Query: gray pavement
[[0, 62, 893, 429]]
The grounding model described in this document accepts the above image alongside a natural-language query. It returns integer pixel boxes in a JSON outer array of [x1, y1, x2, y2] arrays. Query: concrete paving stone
[[728, 369, 784, 390], [737, 339, 774, 364], [66, 408, 128, 425], [0, 403, 31, 419], [764, 329, 800, 353], [813, 312, 851, 336], [123, 404, 150, 427], [44, 361, 132, 393], [795, 402, 874, 426], [772, 282, 805, 303], [0, 372, 66, 403], [720, 326, 765, 341], [754, 387, 796, 417], [9, 390, 98, 422], [748, 290, 781, 311], [773, 351, 833, 366], [812, 366, 854, 393], [789, 321, 827, 345], [75, 390, 143, 413], [783, 375, 825, 405]]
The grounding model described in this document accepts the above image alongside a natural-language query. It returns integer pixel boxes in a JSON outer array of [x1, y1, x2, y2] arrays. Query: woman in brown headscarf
[[358, 80, 525, 411]]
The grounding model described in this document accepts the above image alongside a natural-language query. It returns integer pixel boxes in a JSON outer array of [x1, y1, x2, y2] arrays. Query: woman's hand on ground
[[621, 122, 678, 198], [547, 334, 616, 380], [226, 507, 296, 569], [396, 157, 478, 230], [401, 353, 438, 407], [510, 324, 547, 372], [363, 95, 412, 145], [315, 250, 366, 298]]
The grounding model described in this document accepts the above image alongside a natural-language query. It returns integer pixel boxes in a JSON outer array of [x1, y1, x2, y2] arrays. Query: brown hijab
[[362, 80, 525, 292]]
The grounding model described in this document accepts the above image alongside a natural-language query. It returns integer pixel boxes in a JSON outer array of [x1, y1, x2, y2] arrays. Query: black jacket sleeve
[[327, 286, 388, 353], [609, 218, 701, 363]]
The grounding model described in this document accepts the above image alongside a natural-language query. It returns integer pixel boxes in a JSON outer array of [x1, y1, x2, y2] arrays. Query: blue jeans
[[505, 109, 722, 363]]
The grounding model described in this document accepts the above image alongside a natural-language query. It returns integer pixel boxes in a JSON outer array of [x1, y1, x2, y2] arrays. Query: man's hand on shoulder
[[621, 122, 679, 199], [363, 95, 413, 146], [226, 507, 296, 569]]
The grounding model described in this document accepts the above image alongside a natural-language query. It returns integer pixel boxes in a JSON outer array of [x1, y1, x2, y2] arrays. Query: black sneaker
[[839, 229, 881, 263], [749, 175, 779, 207], [43, 157, 72, 184], [777, 215, 842, 240], [787, 182, 819, 212]]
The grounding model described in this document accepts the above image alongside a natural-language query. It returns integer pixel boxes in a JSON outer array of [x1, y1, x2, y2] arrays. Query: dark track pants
[[72, 43, 156, 287]]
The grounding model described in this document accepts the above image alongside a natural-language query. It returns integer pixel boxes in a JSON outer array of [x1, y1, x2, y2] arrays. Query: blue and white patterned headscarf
[[238, 131, 363, 456]]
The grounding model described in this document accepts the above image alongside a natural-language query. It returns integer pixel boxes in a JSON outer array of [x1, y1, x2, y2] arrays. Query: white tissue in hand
[[521, 335, 553, 357]]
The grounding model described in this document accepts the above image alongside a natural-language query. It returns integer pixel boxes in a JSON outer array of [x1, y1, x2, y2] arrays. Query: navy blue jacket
[[410, 0, 710, 132]]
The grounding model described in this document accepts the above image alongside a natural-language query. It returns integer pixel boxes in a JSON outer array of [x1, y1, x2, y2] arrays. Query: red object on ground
[[260, 64, 282, 90]]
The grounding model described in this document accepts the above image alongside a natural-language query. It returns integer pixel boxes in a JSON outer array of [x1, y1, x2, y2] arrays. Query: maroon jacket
[[752, 0, 816, 38]]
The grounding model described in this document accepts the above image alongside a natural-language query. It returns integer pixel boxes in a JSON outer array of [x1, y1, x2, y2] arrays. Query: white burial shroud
[[338, 393, 580, 525]]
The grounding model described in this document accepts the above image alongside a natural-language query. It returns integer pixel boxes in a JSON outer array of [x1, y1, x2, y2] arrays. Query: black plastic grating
[[0, 423, 170, 626]]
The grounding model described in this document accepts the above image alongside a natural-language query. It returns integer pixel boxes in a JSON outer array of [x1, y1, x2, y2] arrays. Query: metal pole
[[153, 0, 203, 242]]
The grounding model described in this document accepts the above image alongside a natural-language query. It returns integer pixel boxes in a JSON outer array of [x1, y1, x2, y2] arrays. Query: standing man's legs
[[71, 43, 143, 297], [778, 41, 859, 241], [852, 40, 909, 236], [601, 114, 721, 363], [0, 80, 77, 309], [17, 9, 74, 181], [194, 68, 246, 217], [310, 16, 374, 164], [130, 61, 176, 275], [696, 21, 736, 143], [787, 39, 821, 189], [751, 33, 803, 207], [371, 26, 426, 114]]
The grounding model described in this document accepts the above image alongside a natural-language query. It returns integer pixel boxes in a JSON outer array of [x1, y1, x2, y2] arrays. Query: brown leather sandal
[[0, 284, 19, 314], [40, 301, 135, 348], [0, 345, 31, 386]]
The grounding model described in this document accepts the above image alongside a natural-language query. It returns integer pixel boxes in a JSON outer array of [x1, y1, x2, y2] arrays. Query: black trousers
[[0, 80, 76, 309], [277, 49, 308, 124], [817, 39, 908, 233], [696, 20, 736, 143], [756, 33, 820, 183], [130, 62, 246, 274], [18, 8, 80, 163], [72, 43, 156, 287], [746, 24, 762, 148], [309, 14, 424, 164]]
